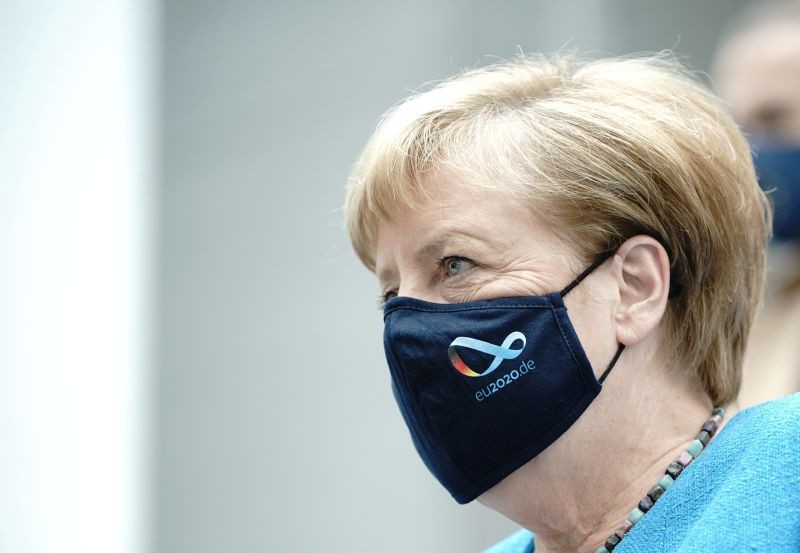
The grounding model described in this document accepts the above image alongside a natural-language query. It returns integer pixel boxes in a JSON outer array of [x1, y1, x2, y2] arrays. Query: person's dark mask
[[381, 251, 623, 503], [753, 146, 800, 242]]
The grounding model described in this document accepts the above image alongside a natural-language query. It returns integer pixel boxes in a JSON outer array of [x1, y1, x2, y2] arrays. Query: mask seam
[[549, 293, 599, 391], [383, 325, 432, 453], [383, 314, 476, 488]]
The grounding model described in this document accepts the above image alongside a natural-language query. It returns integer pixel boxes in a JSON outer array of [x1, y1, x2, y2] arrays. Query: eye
[[378, 290, 398, 309], [442, 256, 475, 278], [383, 290, 398, 302]]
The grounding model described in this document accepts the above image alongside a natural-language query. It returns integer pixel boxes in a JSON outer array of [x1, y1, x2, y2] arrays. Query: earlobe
[[613, 236, 671, 347]]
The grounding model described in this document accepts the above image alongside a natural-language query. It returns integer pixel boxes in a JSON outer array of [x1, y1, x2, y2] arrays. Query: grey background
[[156, 1, 750, 551]]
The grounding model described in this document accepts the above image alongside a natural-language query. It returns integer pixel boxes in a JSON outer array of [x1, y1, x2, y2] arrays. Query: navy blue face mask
[[752, 146, 800, 242], [382, 251, 624, 504]]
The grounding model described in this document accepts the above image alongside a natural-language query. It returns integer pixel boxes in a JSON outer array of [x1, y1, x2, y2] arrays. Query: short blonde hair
[[344, 53, 770, 405]]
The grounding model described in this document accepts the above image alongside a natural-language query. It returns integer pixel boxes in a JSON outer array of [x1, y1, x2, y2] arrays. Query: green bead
[[595, 548, 609, 553], [628, 507, 645, 525], [658, 474, 674, 490], [687, 439, 704, 458]]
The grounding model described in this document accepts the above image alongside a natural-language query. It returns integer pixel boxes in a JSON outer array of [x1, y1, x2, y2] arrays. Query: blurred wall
[[0, 1, 155, 552], [156, 1, 749, 552]]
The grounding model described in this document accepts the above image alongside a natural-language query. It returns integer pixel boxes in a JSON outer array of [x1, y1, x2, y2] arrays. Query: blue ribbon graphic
[[448, 331, 526, 377]]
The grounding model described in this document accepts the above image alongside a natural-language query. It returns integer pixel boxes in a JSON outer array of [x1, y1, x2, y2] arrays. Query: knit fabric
[[482, 393, 800, 553]]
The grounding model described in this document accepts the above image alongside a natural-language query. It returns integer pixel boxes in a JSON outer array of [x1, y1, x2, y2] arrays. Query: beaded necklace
[[595, 407, 725, 553]]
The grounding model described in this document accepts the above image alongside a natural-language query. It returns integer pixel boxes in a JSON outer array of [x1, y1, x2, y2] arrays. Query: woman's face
[[375, 172, 619, 384], [715, 19, 800, 146]]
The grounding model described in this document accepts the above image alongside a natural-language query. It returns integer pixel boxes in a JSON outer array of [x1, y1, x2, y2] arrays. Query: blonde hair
[[344, 53, 770, 405]]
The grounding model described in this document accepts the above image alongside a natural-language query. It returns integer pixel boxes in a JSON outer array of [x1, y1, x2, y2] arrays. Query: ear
[[612, 236, 671, 347]]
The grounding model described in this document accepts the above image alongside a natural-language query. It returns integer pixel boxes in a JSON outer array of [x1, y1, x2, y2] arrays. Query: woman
[[344, 54, 800, 552]]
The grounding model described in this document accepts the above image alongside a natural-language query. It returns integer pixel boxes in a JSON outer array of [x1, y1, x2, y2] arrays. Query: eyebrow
[[413, 229, 496, 260]]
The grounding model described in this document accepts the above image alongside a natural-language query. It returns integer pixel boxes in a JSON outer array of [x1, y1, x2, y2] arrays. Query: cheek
[[473, 271, 559, 299], [439, 270, 525, 302], [564, 286, 617, 379]]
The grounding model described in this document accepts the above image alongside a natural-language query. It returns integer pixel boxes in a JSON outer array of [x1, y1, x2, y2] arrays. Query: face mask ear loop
[[599, 344, 625, 383], [558, 250, 622, 383], [559, 250, 616, 297]]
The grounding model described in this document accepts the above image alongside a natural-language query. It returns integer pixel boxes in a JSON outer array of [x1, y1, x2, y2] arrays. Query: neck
[[479, 345, 729, 553]]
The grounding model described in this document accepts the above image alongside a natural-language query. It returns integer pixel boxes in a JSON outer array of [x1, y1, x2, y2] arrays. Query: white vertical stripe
[[0, 1, 154, 552]]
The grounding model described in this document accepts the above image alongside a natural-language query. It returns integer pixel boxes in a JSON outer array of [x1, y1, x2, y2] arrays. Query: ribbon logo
[[447, 331, 527, 377]]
